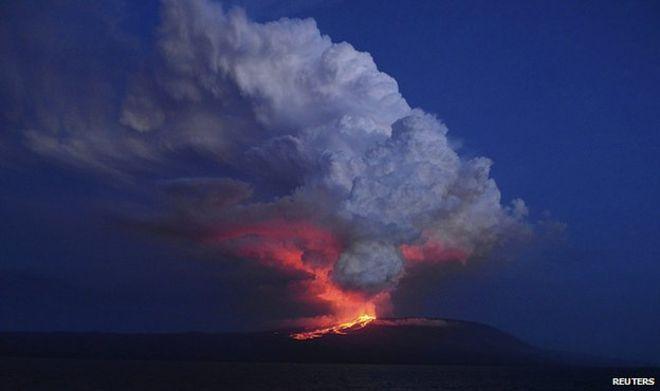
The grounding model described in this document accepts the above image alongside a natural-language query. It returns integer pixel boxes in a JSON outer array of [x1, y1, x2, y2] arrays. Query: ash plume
[[1, 0, 531, 324]]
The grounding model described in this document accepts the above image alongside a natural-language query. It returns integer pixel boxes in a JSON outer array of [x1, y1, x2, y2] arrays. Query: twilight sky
[[1, 0, 659, 365]]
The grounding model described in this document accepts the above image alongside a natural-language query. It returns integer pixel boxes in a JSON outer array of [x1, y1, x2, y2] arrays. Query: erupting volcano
[[63, 0, 531, 331], [211, 219, 387, 328]]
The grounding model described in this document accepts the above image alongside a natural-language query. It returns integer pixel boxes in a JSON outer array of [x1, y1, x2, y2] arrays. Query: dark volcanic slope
[[0, 318, 563, 365]]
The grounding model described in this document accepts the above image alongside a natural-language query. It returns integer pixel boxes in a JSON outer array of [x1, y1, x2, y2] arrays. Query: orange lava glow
[[290, 313, 376, 340], [212, 220, 380, 328], [211, 220, 468, 338]]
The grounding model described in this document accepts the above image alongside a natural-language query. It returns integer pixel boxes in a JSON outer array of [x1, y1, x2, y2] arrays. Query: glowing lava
[[211, 220, 380, 328], [290, 313, 376, 340], [210, 220, 464, 336]]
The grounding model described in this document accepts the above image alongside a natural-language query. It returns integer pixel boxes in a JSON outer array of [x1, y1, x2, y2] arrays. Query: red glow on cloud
[[400, 237, 468, 264], [210, 221, 469, 335], [212, 219, 382, 327]]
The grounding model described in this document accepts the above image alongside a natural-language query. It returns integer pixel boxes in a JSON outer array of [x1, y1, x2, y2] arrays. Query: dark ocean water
[[1, 357, 656, 390]]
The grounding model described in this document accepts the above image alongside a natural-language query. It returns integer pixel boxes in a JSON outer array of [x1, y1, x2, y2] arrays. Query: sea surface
[[1, 357, 656, 390]]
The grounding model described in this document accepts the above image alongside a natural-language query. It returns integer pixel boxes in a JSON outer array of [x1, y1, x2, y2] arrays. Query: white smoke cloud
[[333, 241, 404, 292], [2, 0, 529, 295]]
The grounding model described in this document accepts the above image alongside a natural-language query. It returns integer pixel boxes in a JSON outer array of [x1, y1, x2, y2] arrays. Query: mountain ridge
[[0, 317, 621, 366]]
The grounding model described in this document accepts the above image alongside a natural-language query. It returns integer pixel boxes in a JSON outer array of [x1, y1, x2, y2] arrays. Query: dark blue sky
[[1, 0, 659, 364]]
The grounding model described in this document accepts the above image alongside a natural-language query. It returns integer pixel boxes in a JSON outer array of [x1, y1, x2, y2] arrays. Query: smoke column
[[5, 0, 530, 327]]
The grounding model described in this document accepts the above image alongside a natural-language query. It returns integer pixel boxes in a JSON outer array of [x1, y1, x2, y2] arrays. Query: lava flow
[[211, 220, 381, 331], [211, 220, 465, 341], [290, 314, 376, 340]]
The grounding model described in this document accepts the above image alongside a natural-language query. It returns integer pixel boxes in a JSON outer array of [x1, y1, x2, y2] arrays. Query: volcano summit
[[0, 317, 588, 366]]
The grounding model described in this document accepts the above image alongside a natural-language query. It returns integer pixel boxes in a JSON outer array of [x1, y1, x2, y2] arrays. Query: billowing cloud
[[1, 0, 531, 325]]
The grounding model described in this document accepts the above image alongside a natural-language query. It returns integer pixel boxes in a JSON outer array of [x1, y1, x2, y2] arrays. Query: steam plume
[[2, 0, 530, 325]]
